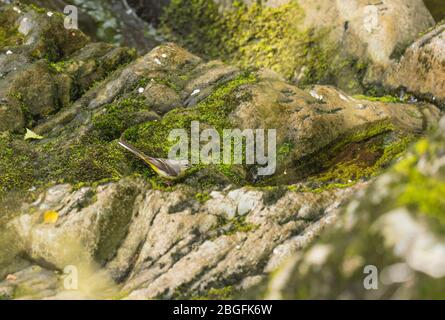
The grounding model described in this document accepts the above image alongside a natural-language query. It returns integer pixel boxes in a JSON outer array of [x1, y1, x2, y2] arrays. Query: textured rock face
[[0, 2, 444, 300], [259, 116, 445, 300], [160, 0, 434, 93], [0, 4, 135, 132], [21, 0, 162, 53], [382, 23, 445, 104], [0, 176, 362, 299]]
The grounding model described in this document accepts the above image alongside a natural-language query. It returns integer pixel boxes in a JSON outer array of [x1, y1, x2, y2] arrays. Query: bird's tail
[[118, 140, 149, 161]]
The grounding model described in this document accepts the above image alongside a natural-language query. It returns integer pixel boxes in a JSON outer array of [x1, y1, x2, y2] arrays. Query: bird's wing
[[146, 157, 181, 177], [118, 140, 183, 177]]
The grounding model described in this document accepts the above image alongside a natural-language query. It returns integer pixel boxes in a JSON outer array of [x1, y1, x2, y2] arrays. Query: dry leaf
[[43, 210, 59, 224], [24, 128, 44, 141]]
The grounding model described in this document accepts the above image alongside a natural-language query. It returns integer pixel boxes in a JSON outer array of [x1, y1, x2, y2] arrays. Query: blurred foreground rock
[[260, 116, 445, 300]]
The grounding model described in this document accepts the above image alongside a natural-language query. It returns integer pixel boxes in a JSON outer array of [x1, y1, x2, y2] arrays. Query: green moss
[[51, 135, 128, 185], [0, 134, 36, 194], [161, 1, 333, 83], [192, 286, 236, 300], [195, 192, 211, 203], [314, 134, 413, 185], [122, 71, 257, 184], [262, 186, 287, 205], [212, 215, 258, 237], [354, 95, 402, 103], [0, 6, 24, 49], [398, 169, 445, 229], [0, 26, 24, 49], [93, 95, 156, 141], [293, 121, 415, 191], [48, 60, 73, 73], [395, 140, 445, 235]]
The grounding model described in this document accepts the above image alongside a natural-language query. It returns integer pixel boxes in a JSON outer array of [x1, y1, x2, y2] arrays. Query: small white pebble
[[28, 186, 36, 192], [137, 87, 145, 94], [6, 50, 13, 55], [161, 53, 167, 58], [126, 9, 133, 15], [13, 7, 21, 14], [154, 58, 162, 65], [191, 89, 201, 96], [47, 11, 54, 17], [236, 245, 241, 250], [339, 94, 348, 101], [310, 90, 323, 101]]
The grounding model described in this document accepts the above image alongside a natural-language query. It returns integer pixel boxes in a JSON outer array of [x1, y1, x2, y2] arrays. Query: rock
[[382, 23, 445, 104], [0, 265, 59, 300], [160, 0, 434, 92], [4, 175, 361, 299], [0, 3, 135, 131], [0, 104, 24, 133], [258, 115, 445, 299], [127, 0, 171, 25], [21, 0, 98, 41], [142, 81, 181, 115], [22, 0, 162, 54]]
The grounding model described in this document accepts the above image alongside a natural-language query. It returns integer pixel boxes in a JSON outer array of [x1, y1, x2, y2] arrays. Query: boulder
[[21, 0, 161, 53], [0, 3, 135, 132], [382, 23, 445, 104], [160, 0, 434, 93], [3, 176, 361, 299], [259, 116, 445, 300]]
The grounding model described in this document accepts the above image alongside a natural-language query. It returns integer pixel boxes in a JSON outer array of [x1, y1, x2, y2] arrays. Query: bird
[[118, 140, 191, 180]]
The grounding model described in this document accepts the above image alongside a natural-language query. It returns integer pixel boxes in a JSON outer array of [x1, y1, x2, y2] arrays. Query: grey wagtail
[[118, 140, 190, 180]]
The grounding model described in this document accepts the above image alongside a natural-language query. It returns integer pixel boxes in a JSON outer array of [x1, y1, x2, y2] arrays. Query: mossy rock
[[159, 0, 434, 94], [160, 0, 337, 85], [257, 117, 445, 299]]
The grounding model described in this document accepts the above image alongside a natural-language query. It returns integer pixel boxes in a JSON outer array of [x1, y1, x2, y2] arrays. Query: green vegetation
[[195, 192, 211, 203], [161, 0, 334, 84], [122, 71, 257, 185], [0, 6, 23, 49], [354, 95, 402, 104], [93, 95, 157, 141], [295, 121, 415, 190], [394, 138, 445, 235], [212, 215, 258, 237], [0, 134, 35, 194], [262, 186, 288, 205], [192, 286, 236, 300]]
